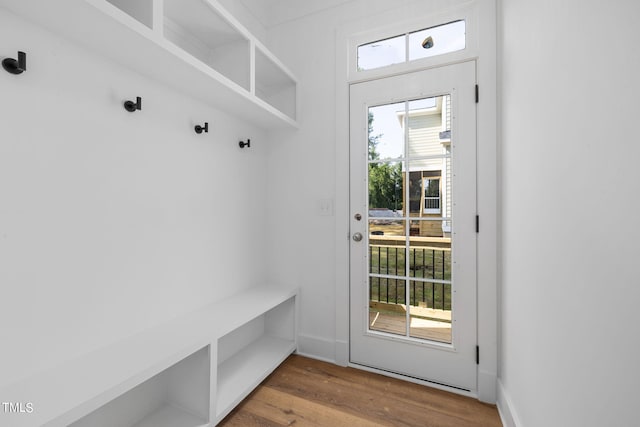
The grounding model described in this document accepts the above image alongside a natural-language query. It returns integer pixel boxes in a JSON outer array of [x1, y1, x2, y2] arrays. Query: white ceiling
[[238, 0, 356, 28]]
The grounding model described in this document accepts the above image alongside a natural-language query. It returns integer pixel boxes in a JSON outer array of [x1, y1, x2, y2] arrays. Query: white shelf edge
[[253, 95, 298, 128], [215, 335, 296, 422], [249, 38, 256, 96]]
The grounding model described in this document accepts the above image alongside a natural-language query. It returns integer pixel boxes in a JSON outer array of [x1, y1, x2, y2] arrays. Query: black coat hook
[[2, 51, 26, 75], [195, 122, 208, 134], [239, 139, 251, 148], [124, 96, 142, 112]]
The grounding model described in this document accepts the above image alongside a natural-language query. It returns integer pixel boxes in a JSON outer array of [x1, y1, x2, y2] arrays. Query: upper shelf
[[163, 0, 251, 92], [0, 0, 298, 130]]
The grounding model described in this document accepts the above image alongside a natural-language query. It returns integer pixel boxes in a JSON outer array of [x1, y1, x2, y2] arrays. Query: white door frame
[[334, 0, 498, 402]]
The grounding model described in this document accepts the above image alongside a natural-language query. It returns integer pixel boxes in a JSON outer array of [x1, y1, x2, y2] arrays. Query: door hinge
[[475, 84, 479, 103], [476, 345, 480, 364], [476, 215, 479, 233]]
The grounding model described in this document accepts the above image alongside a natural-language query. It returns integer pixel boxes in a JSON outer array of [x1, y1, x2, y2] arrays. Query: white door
[[349, 61, 477, 391]]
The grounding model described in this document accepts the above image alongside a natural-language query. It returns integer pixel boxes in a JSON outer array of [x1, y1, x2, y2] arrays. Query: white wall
[[499, 1, 640, 425], [0, 9, 268, 387]]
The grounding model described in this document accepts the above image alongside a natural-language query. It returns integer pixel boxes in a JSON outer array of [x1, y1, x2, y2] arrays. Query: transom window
[[357, 20, 466, 71]]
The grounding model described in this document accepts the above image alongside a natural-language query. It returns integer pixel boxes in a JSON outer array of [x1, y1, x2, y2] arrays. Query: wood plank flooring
[[219, 355, 502, 427]]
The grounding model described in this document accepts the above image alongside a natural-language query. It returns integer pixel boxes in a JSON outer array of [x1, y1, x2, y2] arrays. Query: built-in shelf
[[255, 46, 297, 121], [216, 296, 296, 421], [0, 285, 297, 427], [216, 336, 296, 420], [70, 346, 211, 427], [164, 0, 250, 91], [0, 0, 298, 130]]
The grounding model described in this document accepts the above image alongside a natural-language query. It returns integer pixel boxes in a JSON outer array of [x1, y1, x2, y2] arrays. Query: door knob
[[352, 232, 363, 242]]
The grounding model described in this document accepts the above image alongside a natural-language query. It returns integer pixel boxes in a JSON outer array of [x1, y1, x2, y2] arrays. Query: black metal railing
[[424, 196, 440, 210], [369, 244, 451, 311]]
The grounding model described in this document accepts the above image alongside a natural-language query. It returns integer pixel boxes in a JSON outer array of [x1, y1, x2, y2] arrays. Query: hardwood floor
[[219, 355, 502, 427]]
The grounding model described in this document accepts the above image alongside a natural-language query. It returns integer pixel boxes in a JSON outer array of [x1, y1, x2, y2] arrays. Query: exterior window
[[357, 20, 466, 71], [423, 177, 441, 214]]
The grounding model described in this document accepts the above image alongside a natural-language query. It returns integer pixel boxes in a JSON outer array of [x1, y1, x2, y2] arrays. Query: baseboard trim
[[478, 369, 497, 403], [295, 334, 335, 364], [334, 339, 348, 366], [497, 379, 522, 427]]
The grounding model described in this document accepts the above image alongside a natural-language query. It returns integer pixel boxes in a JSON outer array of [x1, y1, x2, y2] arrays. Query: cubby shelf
[[0, 0, 298, 130], [70, 345, 211, 427], [0, 285, 298, 427], [216, 336, 296, 422]]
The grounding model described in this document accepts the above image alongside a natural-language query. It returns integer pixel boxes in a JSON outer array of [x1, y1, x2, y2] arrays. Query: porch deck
[[369, 302, 452, 343]]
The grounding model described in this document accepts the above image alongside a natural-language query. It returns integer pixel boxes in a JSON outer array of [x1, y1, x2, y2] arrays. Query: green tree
[[369, 162, 402, 210], [368, 111, 381, 161]]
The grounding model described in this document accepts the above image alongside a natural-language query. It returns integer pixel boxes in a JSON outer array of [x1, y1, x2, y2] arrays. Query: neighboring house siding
[[444, 147, 452, 232], [446, 96, 451, 131], [443, 96, 451, 231], [408, 114, 443, 171]]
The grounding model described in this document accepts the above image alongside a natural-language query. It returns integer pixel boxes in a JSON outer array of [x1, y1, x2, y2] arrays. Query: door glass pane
[[407, 96, 450, 164], [369, 219, 406, 336], [408, 221, 451, 280], [369, 219, 406, 278], [409, 280, 452, 343], [368, 102, 406, 160], [369, 161, 403, 212]]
